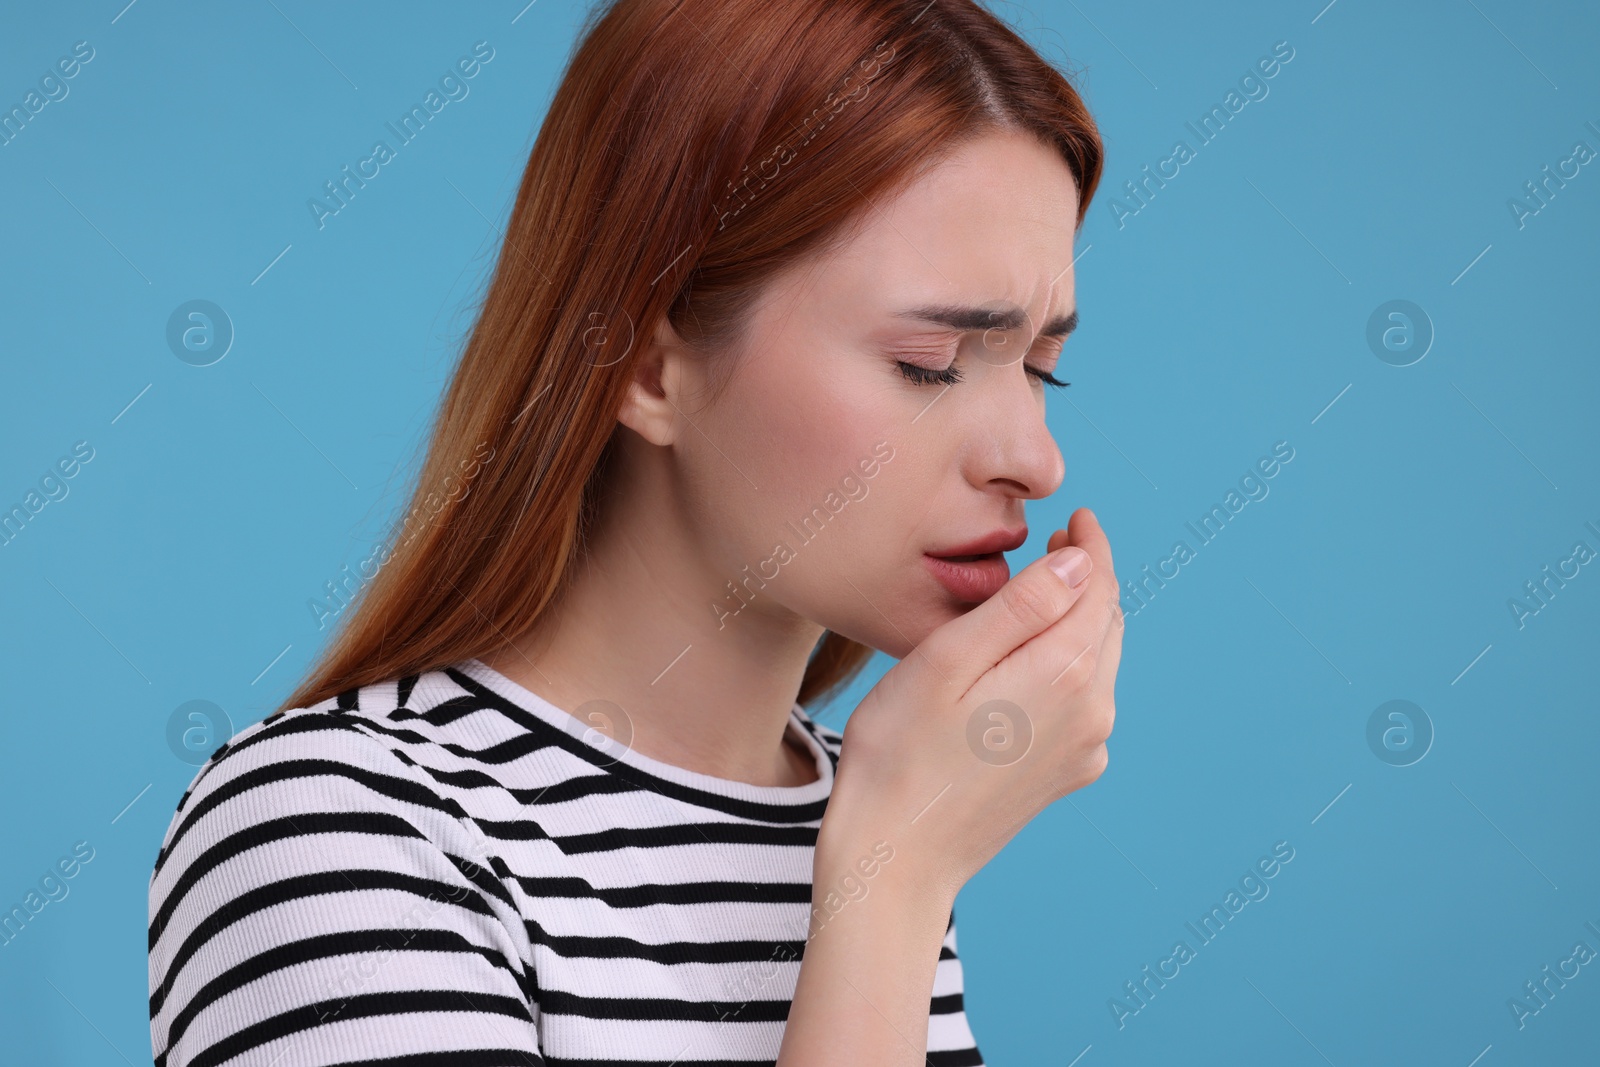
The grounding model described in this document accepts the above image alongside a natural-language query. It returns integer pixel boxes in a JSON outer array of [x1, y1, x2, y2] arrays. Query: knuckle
[[1090, 591, 1122, 633], [999, 576, 1063, 631], [840, 696, 894, 760], [1061, 744, 1109, 792], [1095, 704, 1116, 744]]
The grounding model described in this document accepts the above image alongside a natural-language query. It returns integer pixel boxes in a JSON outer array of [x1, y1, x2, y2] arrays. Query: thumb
[[914, 535, 1094, 693]]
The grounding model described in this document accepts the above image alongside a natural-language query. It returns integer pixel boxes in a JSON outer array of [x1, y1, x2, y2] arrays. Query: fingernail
[[1047, 546, 1091, 587]]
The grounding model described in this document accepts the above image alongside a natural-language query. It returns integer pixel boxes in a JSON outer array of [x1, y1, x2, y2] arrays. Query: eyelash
[[895, 360, 1070, 390]]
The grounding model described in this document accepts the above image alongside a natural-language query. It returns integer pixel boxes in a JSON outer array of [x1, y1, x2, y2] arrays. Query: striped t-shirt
[[148, 657, 985, 1066]]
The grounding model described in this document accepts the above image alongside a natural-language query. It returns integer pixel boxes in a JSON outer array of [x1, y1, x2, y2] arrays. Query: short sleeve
[[147, 709, 545, 1067]]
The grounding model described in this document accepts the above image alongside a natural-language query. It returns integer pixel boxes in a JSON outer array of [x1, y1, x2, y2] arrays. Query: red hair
[[279, 0, 1103, 715]]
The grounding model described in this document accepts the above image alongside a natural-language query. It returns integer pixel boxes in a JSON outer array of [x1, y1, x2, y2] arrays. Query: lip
[[926, 526, 1028, 559], [923, 526, 1027, 603], [923, 553, 1012, 602]]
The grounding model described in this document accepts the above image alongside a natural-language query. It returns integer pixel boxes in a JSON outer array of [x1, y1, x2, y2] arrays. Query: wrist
[[814, 798, 962, 918]]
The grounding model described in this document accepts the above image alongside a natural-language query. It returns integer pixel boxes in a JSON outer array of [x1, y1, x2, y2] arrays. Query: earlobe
[[615, 317, 683, 446]]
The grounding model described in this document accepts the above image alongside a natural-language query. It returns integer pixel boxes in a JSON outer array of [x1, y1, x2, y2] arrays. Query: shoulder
[[146, 674, 546, 1065], [147, 669, 526, 915], [146, 670, 524, 982], [150, 695, 434, 872]]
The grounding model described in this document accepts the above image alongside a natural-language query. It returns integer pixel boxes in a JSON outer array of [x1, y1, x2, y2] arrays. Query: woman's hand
[[778, 509, 1120, 1066], [825, 505, 1124, 902]]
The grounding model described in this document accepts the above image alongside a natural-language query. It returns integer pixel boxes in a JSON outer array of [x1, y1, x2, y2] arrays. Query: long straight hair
[[278, 0, 1103, 716]]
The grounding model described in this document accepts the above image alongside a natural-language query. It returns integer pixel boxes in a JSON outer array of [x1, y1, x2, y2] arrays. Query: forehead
[[767, 128, 1082, 330]]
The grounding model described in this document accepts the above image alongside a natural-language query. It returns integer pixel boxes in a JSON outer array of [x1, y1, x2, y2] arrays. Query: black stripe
[[396, 673, 419, 708], [391, 693, 485, 725], [790, 714, 842, 774], [155, 755, 463, 881], [445, 668, 830, 823], [473, 818, 818, 853], [538, 988, 790, 1023], [926, 1047, 986, 1066], [161, 928, 523, 1055], [345, 711, 560, 765], [930, 992, 965, 1014], [514, 876, 811, 908], [449, 849, 518, 911], [328, 1053, 546, 1067], [151, 869, 498, 1018], [525, 921, 808, 967], [381, 756, 646, 807], [160, 713, 369, 845], [150, 811, 431, 952], [184, 989, 532, 1067], [514, 772, 646, 806], [198, 709, 361, 767], [335, 687, 360, 712], [531, 987, 964, 1026]]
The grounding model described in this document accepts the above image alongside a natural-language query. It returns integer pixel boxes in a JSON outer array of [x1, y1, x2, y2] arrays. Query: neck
[[479, 447, 827, 788]]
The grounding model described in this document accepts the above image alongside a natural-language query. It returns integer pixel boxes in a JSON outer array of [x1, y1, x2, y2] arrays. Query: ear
[[616, 315, 687, 447]]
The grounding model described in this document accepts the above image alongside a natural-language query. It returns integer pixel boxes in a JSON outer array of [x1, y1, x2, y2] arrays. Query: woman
[[147, 0, 1122, 1063]]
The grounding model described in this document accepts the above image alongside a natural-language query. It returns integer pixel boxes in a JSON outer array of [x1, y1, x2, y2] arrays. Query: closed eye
[[1029, 366, 1070, 389], [896, 360, 962, 386], [894, 360, 1070, 389]]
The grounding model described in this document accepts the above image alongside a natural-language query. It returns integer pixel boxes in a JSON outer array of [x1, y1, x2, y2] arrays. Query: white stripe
[[538, 1014, 788, 1060]]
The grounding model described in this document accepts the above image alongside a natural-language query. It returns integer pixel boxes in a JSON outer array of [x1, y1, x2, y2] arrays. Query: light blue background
[[2, 0, 1596, 1063]]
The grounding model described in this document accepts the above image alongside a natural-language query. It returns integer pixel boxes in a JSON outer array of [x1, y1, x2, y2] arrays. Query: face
[[672, 126, 1079, 658]]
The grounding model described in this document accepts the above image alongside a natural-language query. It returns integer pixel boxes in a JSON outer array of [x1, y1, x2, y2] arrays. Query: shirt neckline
[[450, 657, 836, 808]]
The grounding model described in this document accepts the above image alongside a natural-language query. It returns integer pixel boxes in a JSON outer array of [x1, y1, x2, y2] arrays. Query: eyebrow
[[894, 303, 1079, 339]]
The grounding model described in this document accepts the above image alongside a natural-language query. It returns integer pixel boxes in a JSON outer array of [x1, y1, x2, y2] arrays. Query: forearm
[[776, 820, 960, 1067]]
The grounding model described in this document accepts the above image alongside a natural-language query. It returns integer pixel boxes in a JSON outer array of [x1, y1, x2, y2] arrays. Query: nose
[[962, 363, 1065, 500]]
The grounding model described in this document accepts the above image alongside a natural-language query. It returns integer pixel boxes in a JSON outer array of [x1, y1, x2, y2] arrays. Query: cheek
[[719, 351, 893, 517], [690, 340, 951, 635], [697, 355, 968, 647]]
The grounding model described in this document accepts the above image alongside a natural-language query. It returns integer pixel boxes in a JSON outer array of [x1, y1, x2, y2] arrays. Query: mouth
[[930, 551, 1001, 564], [922, 550, 1012, 603], [922, 526, 1026, 603]]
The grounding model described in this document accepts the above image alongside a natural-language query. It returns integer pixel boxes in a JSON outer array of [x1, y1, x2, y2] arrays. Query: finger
[[915, 522, 1096, 694], [1084, 511, 1124, 690], [994, 509, 1119, 688], [1066, 507, 1115, 592], [1089, 584, 1125, 694]]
